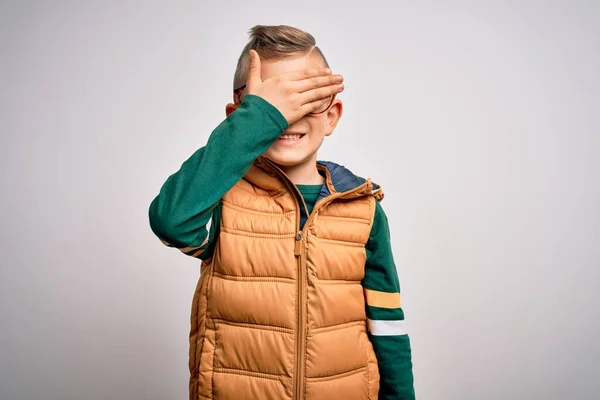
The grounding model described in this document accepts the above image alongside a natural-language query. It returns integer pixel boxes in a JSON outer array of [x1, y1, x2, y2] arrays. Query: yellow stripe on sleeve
[[364, 288, 401, 309]]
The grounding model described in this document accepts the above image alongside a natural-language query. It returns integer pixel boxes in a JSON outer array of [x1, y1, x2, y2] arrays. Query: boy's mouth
[[278, 132, 306, 141]]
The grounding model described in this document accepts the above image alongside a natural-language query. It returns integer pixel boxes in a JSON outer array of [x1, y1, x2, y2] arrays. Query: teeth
[[280, 134, 303, 140]]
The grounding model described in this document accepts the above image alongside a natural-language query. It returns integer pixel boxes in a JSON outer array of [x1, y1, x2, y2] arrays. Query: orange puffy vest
[[189, 156, 384, 400]]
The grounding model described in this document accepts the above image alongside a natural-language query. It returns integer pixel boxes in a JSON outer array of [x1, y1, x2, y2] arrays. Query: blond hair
[[233, 25, 330, 90]]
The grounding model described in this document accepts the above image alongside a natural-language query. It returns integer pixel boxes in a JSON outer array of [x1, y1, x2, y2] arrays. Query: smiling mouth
[[278, 133, 306, 141]]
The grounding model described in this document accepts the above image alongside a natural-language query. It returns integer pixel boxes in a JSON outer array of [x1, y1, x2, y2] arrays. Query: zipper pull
[[294, 231, 302, 256]]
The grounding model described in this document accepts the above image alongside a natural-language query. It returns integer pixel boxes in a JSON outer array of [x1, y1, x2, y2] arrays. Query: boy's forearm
[[369, 332, 415, 399], [148, 95, 288, 249], [365, 302, 415, 399]]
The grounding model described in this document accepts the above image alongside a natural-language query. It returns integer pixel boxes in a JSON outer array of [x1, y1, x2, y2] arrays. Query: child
[[149, 25, 414, 400]]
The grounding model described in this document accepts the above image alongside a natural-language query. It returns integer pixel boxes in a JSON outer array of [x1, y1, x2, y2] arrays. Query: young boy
[[149, 25, 414, 400]]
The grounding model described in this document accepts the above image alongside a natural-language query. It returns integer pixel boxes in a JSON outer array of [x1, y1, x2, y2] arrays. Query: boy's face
[[226, 51, 343, 169]]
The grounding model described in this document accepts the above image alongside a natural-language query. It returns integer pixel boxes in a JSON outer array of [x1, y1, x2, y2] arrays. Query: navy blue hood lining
[[316, 160, 380, 200]]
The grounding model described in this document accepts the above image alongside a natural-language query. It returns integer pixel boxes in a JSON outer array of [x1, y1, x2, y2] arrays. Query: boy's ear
[[226, 103, 238, 117], [324, 99, 343, 136]]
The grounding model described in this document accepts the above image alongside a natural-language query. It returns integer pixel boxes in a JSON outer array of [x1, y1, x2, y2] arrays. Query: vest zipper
[[292, 184, 368, 400], [259, 158, 371, 400], [295, 229, 305, 400]]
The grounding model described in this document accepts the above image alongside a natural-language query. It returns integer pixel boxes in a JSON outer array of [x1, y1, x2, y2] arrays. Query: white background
[[1, 1, 599, 399]]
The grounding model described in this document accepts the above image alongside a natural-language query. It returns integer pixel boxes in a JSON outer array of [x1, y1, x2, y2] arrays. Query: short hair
[[233, 25, 330, 90]]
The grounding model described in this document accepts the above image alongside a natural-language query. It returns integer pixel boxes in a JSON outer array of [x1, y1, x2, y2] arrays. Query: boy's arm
[[148, 95, 288, 259], [363, 201, 415, 400], [149, 51, 343, 260]]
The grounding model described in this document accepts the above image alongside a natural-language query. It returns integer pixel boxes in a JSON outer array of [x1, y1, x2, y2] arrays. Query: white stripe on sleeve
[[368, 319, 408, 336]]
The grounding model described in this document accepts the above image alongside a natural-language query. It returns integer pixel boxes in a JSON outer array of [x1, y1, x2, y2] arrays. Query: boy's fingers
[[287, 67, 332, 81], [299, 83, 344, 105], [295, 74, 343, 92], [301, 96, 333, 114], [247, 50, 262, 88]]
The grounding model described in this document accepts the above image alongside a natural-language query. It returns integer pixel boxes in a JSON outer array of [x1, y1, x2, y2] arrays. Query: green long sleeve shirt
[[149, 94, 415, 399]]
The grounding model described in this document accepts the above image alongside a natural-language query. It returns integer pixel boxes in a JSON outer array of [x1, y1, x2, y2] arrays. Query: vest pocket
[[361, 330, 380, 400], [198, 328, 217, 399], [190, 262, 215, 399], [304, 367, 369, 400]]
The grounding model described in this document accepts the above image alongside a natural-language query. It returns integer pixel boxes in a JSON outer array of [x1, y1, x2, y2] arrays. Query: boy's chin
[[263, 152, 310, 168]]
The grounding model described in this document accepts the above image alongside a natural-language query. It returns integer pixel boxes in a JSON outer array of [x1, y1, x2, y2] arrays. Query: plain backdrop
[[1, 1, 599, 399]]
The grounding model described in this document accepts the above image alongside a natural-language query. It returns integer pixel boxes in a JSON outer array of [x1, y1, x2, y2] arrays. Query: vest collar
[[246, 156, 384, 202]]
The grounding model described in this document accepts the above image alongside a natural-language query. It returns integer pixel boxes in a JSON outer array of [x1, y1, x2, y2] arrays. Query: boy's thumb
[[247, 49, 261, 86]]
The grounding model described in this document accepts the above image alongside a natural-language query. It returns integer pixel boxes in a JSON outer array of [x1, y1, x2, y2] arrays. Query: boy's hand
[[246, 49, 344, 125]]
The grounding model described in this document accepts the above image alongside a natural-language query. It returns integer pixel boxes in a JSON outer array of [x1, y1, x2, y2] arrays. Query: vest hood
[[248, 156, 384, 202], [316, 160, 383, 201]]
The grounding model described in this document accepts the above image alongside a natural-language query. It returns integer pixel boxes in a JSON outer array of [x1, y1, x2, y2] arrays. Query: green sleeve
[[148, 95, 288, 259], [363, 201, 415, 399]]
